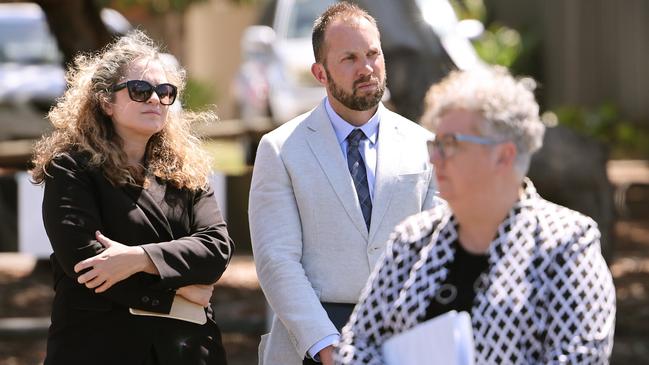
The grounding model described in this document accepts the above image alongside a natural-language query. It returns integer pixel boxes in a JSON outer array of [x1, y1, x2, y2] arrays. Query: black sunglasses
[[112, 80, 178, 106]]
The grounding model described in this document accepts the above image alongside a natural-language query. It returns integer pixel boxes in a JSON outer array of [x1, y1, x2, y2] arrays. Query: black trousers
[[142, 347, 160, 365], [302, 302, 355, 365], [142, 320, 227, 365]]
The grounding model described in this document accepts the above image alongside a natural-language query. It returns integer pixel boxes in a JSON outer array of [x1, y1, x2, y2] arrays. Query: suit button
[[151, 299, 160, 306], [141, 296, 150, 303]]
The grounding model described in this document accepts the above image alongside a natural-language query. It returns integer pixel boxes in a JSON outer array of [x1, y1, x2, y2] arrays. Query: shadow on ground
[[2, 217, 649, 364], [0, 256, 264, 365]]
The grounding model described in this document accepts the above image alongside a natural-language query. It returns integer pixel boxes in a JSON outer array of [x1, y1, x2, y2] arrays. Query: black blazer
[[41, 152, 234, 365]]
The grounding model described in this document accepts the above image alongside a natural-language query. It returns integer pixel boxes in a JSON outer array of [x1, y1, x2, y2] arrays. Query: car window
[[286, 0, 334, 39], [0, 18, 61, 64]]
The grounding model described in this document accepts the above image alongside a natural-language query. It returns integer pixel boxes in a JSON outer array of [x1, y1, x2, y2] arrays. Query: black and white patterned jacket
[[336, 179, 616, 364]]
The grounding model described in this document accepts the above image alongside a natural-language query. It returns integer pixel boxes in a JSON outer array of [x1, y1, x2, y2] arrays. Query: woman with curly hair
[[31, 30, 234, 365]]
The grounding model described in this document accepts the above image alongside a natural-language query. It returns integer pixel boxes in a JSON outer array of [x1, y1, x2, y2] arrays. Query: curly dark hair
[[31, 30, 215, 190]]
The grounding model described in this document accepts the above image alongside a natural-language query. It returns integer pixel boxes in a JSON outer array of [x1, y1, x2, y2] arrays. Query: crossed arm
[[43, 154, 233, 311], [74, 231, 214, 306]]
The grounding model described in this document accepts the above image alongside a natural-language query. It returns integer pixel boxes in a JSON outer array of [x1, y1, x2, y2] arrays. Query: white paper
[[382, 310, 475, 365]]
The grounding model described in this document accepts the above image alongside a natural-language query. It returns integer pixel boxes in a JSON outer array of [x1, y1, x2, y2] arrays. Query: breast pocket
[[394, 170, 429, 207], [398, 170, 427, 182]]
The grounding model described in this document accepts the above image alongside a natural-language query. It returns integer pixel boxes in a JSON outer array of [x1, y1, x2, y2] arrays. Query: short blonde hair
[[421, 66, 545, 176], [31, 30, 214, 190]]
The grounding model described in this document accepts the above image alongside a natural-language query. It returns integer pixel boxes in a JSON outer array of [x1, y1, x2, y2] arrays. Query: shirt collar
[[324, 97, 381, 145]]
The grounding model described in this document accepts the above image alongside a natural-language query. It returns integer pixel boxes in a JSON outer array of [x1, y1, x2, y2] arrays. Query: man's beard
[[325, 66, 386, 111]]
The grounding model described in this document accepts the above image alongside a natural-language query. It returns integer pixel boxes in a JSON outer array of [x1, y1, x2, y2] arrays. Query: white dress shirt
[[307, 98, 383, 361], [325, 97, 380, 200]]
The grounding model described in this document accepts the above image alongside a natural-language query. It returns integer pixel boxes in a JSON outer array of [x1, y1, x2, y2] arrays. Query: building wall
[[486, 0, 649, 122], [184, 0, 258, 119]]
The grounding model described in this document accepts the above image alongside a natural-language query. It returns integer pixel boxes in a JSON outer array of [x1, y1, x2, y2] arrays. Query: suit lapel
[[305, 102, 369, 238], [369, 115, 402, 242], [121, 181, 175, 241]]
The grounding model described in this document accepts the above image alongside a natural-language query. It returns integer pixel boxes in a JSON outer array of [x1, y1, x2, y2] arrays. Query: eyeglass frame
[[427, 133, 504, 159], [111, 79, 178, 106]]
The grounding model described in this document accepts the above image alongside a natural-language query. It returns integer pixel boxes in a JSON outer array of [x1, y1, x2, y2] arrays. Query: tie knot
[[347, 129, 365, 147]]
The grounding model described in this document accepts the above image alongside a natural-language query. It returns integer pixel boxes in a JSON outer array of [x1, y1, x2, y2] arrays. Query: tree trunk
[[35, 0, 113, 68]]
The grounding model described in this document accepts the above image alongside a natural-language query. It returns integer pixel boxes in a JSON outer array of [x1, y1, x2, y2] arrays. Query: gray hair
[[421, 66, 545, 177]]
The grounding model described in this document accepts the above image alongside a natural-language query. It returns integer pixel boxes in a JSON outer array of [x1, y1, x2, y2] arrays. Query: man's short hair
[[312, 2, 378, 64]]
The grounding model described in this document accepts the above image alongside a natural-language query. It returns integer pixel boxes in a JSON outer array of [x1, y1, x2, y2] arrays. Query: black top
[[42, 152, 233, 365], [424, 239, 489, 320]]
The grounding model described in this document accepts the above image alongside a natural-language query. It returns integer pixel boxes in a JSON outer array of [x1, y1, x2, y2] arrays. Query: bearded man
[[248, 3, 436, 364]]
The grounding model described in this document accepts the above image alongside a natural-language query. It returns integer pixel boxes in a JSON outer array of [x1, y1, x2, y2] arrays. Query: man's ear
[[311, 63, 327, 86]]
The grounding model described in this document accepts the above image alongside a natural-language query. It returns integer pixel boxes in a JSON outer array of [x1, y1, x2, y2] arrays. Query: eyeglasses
[[427, 133, 502, 159], [112, 80, 178, 106]]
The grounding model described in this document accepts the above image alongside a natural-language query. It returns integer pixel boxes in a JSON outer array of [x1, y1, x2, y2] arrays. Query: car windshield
[[286, 0, 334, 39], [0, 18, 61, 64]]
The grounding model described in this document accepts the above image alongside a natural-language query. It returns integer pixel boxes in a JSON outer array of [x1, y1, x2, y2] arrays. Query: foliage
[[450, 0, 531, 71], [553, 103, 649, 158], [202, 140, 247, 174], [473, 23, 521, 68], [451, 0, 486, 25], [451, 0, 648, 158], [100, 0, 258, 13], [98, 0, 203, 13], [182, 78, 216, 111]]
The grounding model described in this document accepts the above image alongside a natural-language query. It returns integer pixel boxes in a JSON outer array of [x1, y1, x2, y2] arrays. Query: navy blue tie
[[346, 129, 372, 231]]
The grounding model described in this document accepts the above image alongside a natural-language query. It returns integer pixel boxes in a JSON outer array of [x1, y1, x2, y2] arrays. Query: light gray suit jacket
[[249, 101, 436, 365]]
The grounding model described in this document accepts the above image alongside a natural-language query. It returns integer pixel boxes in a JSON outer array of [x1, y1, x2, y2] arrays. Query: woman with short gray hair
[[421, 65, 545, 178], [335, 66, 615, 364]]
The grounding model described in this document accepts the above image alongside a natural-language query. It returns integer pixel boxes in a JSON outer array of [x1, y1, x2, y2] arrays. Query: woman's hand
[[176, 284, 214, 307], [74, 231, 157, 293]]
